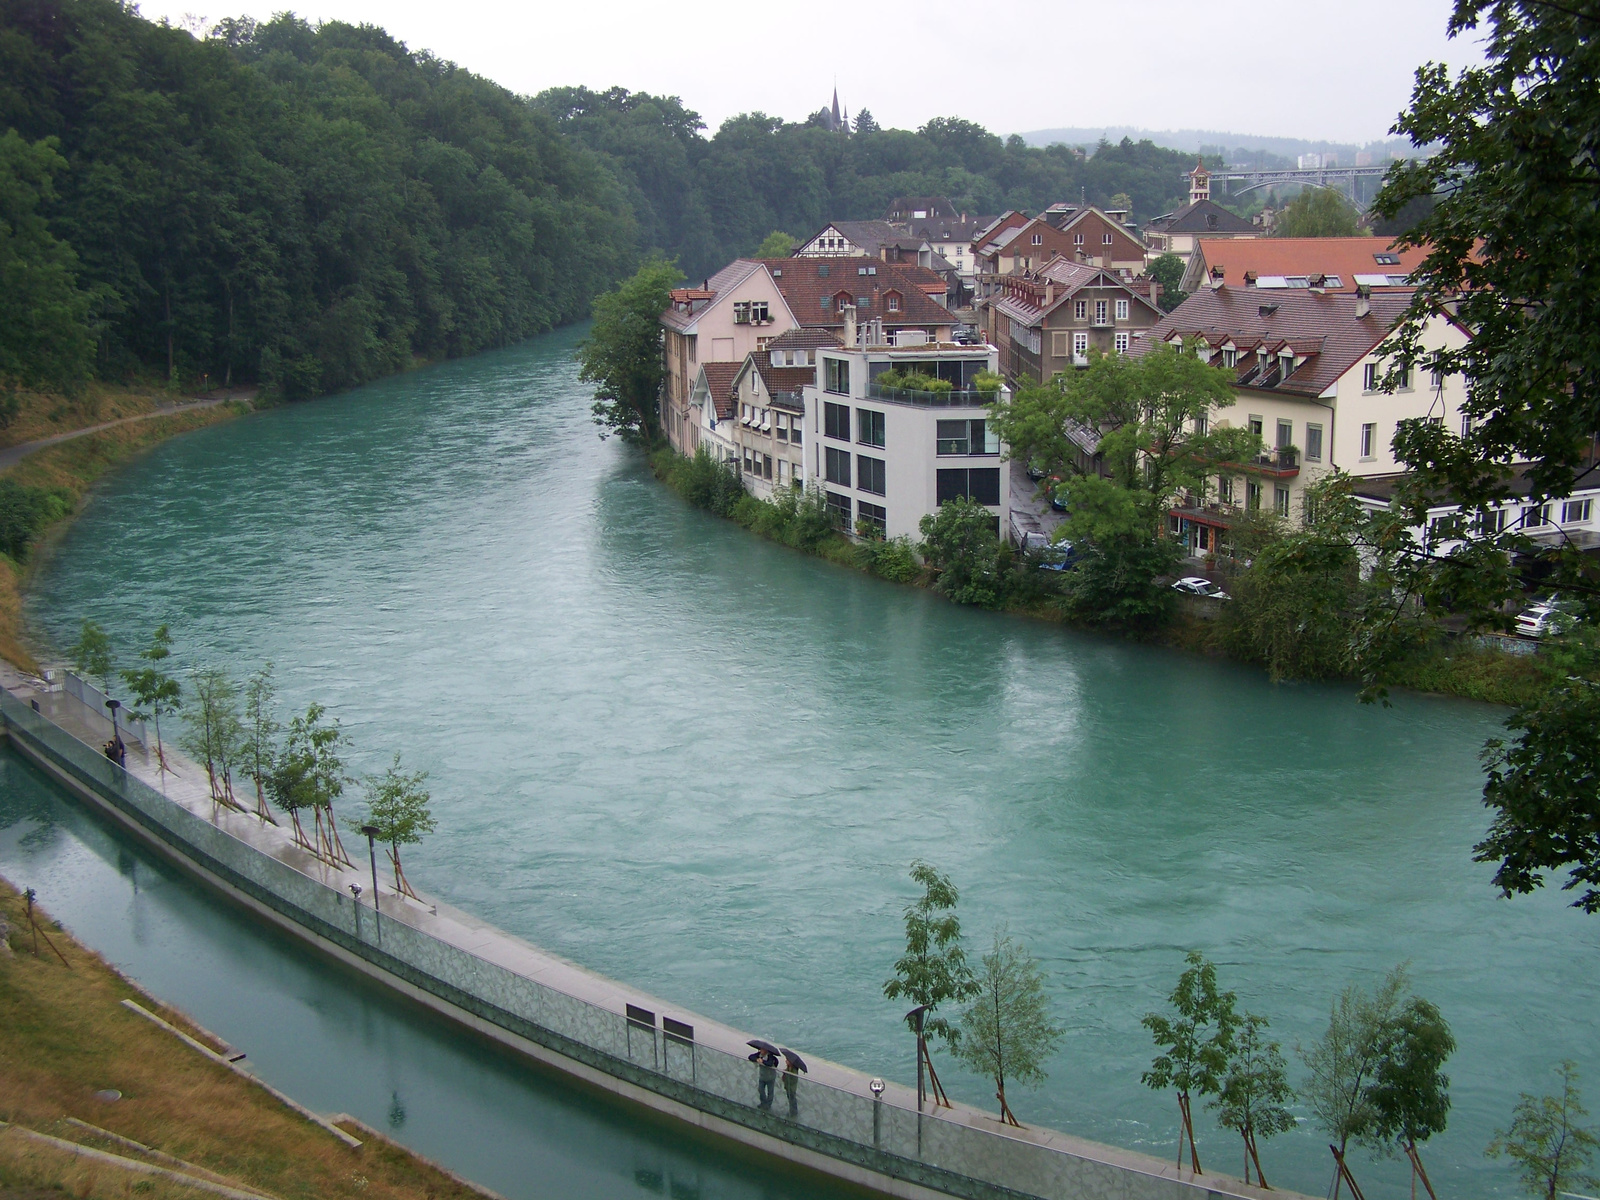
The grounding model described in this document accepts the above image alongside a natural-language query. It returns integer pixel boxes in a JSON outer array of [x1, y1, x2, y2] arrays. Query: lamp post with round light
[[360, 824, 383, 940], [105, 698, 124, 767]]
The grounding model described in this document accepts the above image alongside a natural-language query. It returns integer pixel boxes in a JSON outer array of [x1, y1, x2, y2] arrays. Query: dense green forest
[[1, 1, 1206, 400], [535, 88, 1206, 280]]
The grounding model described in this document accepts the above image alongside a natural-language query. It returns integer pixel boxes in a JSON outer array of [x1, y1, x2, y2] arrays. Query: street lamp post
[[360, 824, 382, 941], [905, 1004, 929, 1113], [104, 699, 125, 767], [348, 882, 362, 936], [869, 1077, 885, 1148]]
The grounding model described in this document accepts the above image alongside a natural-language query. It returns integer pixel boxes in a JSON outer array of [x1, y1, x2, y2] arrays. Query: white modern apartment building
[[802, 326, 1009, 541]]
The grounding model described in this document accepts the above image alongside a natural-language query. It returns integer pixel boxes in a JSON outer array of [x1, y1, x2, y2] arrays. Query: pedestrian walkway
[[0, 393, 247, 473]]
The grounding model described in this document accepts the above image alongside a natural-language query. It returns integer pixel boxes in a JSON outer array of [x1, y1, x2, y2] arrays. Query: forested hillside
[[535, 88, 1207, 280], [1, 2, 1209, 402], [0, 0, 634, 399]]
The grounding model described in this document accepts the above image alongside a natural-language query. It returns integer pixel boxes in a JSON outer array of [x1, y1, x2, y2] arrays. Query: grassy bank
[[651, 448, 1544, 709], [0, 400, 248, 672], [0, 878, 492, 1200]]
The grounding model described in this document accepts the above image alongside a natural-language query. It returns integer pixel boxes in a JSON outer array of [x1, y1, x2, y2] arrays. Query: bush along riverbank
[[650, 447, 1547, 709], [0, 399, 249, 671]]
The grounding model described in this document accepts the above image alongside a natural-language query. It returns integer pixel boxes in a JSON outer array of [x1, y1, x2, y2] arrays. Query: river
[[13, 324, 1600, 1199]]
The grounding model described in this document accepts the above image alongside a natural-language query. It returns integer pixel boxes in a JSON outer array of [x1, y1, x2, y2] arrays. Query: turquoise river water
[[9, 324, 1598, 1200]]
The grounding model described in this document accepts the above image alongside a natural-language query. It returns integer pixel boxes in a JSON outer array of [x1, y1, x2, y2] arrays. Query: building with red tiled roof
[[985, 258, 1163, 385], [1132, 283, 1473, 551], [757, 257, 955, 343], [728, 354, 816, 498], [1178, 237, 1434, 295]]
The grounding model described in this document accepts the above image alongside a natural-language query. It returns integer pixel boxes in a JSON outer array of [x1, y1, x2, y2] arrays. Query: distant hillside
[[1017, 127, 1422, 166]]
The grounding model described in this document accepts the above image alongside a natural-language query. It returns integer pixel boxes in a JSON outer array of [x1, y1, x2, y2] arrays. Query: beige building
[[1134, 284, 1470, 557]]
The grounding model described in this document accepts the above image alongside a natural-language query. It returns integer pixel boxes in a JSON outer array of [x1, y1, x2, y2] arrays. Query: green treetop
[[68, 619, 114, 696], [753, 230, 798, 257], [1488, 1062, 1599, 1200], [1272, 188, 1362, 237], [580, 258, 684, 443], [955, 927, 1062, 1128], [883, 860, 977, 1051], [1211, 1013, 1296, 1188], [120, 624, 181, 772], [355, 752, 436, 899]]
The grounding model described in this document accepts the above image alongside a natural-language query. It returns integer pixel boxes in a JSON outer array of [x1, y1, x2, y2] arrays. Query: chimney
[[1244, 270, 1258, 288], [843, 303, 858, 348], [1045, 282, 1056, 307], [1355, 284, 1372, 319]]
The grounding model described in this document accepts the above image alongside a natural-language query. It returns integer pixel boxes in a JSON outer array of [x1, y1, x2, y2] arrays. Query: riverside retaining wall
[[0, 687, 1289, 1200]]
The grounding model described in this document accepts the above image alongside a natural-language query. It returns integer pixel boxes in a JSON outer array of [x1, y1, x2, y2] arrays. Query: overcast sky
[[142, 0, 1485, 145]]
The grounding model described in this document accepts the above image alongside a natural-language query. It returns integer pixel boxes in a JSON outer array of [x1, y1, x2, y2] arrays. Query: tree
[[241, 663, 280, 824], [1370, 997, 1455, 1200], [1272, 188, 1362, 237], [67, 619, 114, 696], [579, 258, 684, 443], [1147, 252, 1188, 312], [1488, 1062, 1599, 1200], [0, 130, 94, 399], [954, 927, 1062, 1127], [883, 860, 978, 1108], [180, 667, 243, 810], [753, 230, 797, 257], [988, 345, 1258, 630], [1141, 951, 1241, 1174], [1107, 192, 1132, 212], [1299, 965, 1411, 1200], [852, 108, 880, 136], [1361, 2, 1600, 910], [355, 752, 435, 899], [120, 624, 181, 774], [1211, 1014, 1296, 1188], [918, 498, 1005, 608], [268, 702, 354, 866]]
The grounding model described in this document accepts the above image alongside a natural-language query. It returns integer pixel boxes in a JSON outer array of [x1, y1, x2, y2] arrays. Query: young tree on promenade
[[1488, 1062, 1599, 1200], [883, 860, 977, 1108], [242, 663, 280, 825], [68, 618, 114, 696], [355, 752, 435, 899], [955, 927, 1062, 1127], [181, 666, 243, 811], [269, 702, 354, 866], [1142, 950, 1241, 1175], [1299, 965, 1411, 1200], [1361, 1, 1600, 909], [120, 624, 180, 774], [580, 257, 683, 443], [1211, 1014, 1296, 1188], [1370, 996, 1455, 1200]]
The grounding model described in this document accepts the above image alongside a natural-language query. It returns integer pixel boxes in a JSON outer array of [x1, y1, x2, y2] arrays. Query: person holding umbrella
[[747, 1040, 780, 1110], [780, 1049, 807, 1118]]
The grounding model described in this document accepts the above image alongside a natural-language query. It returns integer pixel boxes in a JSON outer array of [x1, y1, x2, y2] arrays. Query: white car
[[1514, 600, 1570, 638], [1171, 577, 1215, 595]]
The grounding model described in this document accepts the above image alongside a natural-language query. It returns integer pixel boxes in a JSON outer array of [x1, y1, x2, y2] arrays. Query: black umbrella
[[747, 1039, 780, 1056], [780, 1048, 808, 1073]]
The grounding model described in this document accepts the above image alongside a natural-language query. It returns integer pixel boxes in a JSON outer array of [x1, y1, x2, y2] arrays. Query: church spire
[[831, 87, 842, 132]]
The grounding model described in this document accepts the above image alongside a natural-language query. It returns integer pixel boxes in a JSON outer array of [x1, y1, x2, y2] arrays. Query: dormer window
[[885, 291, 902, 312]]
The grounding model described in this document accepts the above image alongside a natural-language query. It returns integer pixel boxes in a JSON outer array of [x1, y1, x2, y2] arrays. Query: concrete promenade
[[0, 661, 1297, 1200]]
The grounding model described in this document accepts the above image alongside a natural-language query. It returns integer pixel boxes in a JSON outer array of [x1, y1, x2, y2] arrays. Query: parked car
[[1171, 577, 1215, 595], [1514, 597, 1571, 638], [1045, 477, 1069, 511], [1026, 461, 1048, 481], [1037, 541, 1078, 572]]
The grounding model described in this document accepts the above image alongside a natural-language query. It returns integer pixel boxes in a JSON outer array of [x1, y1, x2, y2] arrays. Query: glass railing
[[867, 383, 1002, 408]]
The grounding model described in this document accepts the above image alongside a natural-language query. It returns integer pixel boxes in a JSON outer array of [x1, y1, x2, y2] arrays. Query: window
[[1246, 480, 1262, 511], [1073, 232, 1085, 246], [824, 358, 850, 396], [1103, 232, 1114, 245], [1094, 300, 1108, 324], [1031, 232, 1043, 245], [1478, 508, 1508, 534], [857, 455, 886, 495], [857, 408, 885, 448], [824, 401, 851, 440], [825, 446, 851, 486], [790, 416, 802, 446], [687, 336, 697, 363], [1248, 415, 1264, 438], [1051, 331, 1070, 358], [1114, 331, 1130, 354], [936, 467, 1001, 506], [1193, 413, 1209, 436], [1525, 503, 1550, 527], [1277, 419, 1293, 450], [1363, 362, 1382, 392], [1115, 298, 1129, 321], [1223, 348, 1237, 368], [795, 350, 808, 366], [1360, 422, 1377, 459], [1275, 486, 1291, 517], [1562, 498, 1593, 524], [752, 301, 769, 323], [763, 454, 773, 480], [886, 293, 901, 312], [936, 419, 970, 455], [1218, 476, 1234, 504], [856, 295, 869, 311], [825, 491, 852, 528], [777, 418, 788, 443], [857, 501, 887, 536], [1305, 423, 1324, 462], [820, 296, 832, 312], [1074, 300, 1087, 320], [1374, 252, 1400, 265], [1073, 331, 1088, 357]]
